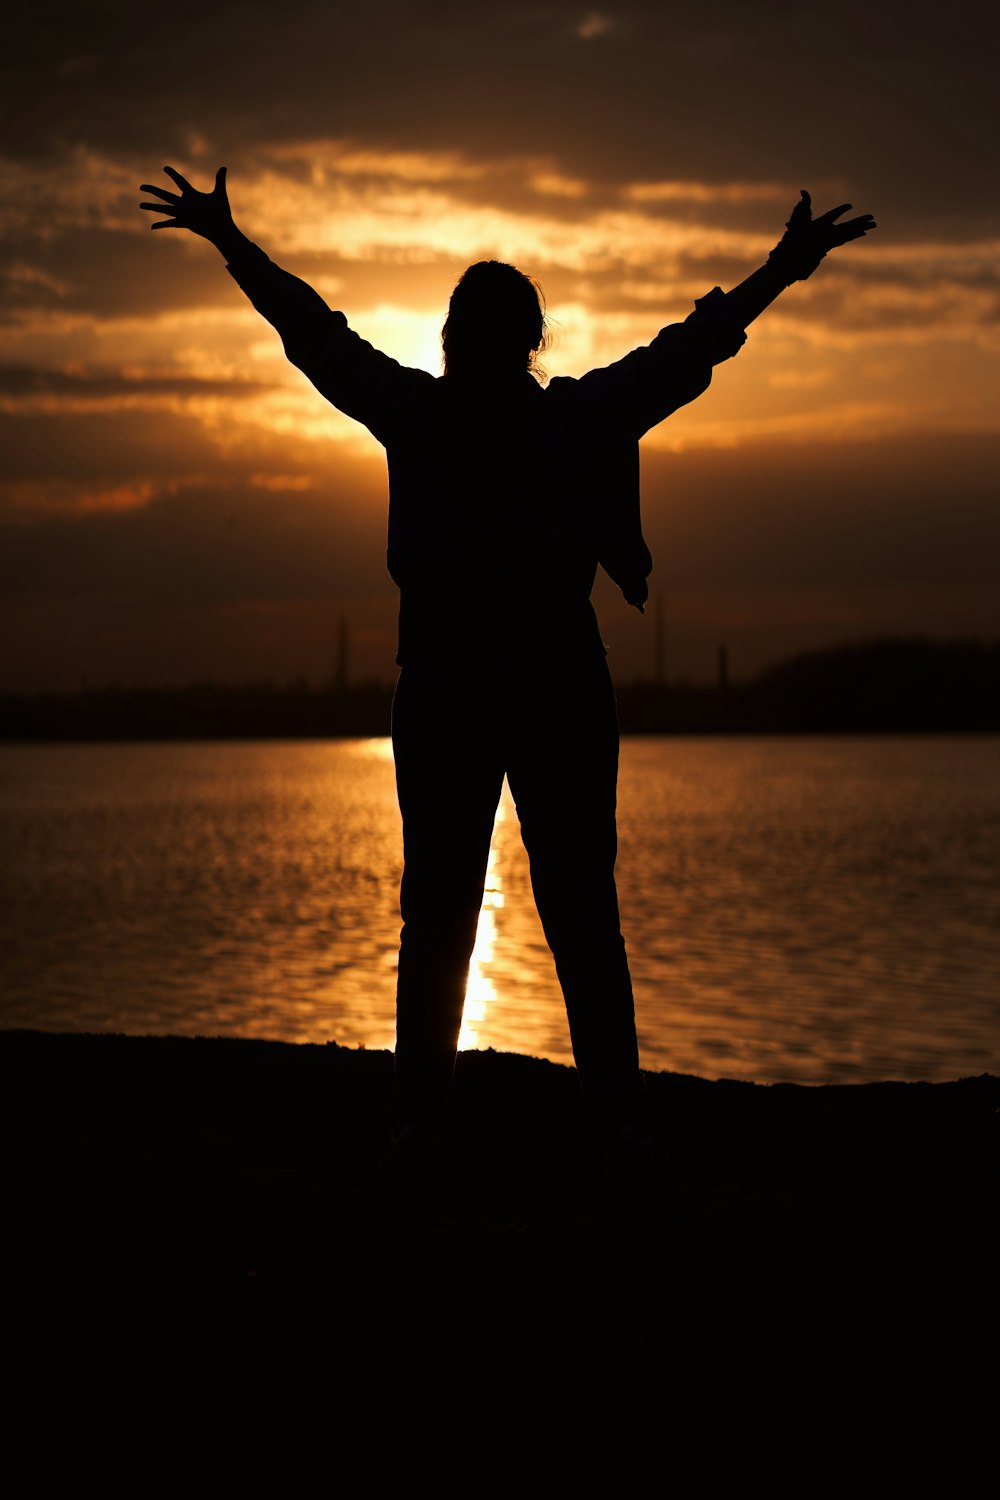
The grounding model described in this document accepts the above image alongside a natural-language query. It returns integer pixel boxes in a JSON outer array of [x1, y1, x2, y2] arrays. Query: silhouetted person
[[141, 166, 875, 1148]]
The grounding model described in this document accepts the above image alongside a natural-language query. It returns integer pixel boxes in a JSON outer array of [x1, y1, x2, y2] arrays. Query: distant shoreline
[[3, 637, 1000, 737]]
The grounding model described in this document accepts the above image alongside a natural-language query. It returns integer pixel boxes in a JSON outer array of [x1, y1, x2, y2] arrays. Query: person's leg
[[506, 656, 641, 1116], [391, 667, 505, 1128]]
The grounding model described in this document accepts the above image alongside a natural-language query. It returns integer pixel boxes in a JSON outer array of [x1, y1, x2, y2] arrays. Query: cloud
[[3, 2, 999, 690], [7, 3, 997, 230], [248, 472, 315, 491], [576, 12, 616, 42], [624, 180, 793, 206], [1, 478, 157, 515], [6, 142, 992, 354], [0, 363, 272, 403]]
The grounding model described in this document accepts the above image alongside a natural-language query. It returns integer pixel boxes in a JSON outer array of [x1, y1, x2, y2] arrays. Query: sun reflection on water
[[458, 801, 506, 1050]]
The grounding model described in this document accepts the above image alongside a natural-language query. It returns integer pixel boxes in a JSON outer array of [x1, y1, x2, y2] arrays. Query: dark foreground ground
[[2, 1030, 997, 1414]]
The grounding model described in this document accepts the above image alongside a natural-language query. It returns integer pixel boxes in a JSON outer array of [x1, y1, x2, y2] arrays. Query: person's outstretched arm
[[572, 189, 875, 612], [139, 165, 317, 319], [723, 189, 876, 330], [675, 190, 877, 366], [578, 188, 877, 435], [645, 189, 878, 385], [139, 166, 425, 441], [140, 165, 252, 261]]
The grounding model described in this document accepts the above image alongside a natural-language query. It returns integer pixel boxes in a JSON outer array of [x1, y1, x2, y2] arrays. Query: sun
[[362, 305, 444, 377]]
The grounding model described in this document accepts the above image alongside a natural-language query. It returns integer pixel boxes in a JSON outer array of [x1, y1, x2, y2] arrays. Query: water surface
[[2, 736, 997, 1083]]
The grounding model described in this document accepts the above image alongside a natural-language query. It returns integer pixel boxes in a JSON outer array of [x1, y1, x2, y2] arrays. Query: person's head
[[442, 260, 548, 378]]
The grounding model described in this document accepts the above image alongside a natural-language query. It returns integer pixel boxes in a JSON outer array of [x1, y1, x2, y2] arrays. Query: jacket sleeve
[[225, 241, 429, 445], [576, 286, 747, 439]]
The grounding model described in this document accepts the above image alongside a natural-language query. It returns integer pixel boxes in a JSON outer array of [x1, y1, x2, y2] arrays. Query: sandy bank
[[2, 1029, 997, 1410]]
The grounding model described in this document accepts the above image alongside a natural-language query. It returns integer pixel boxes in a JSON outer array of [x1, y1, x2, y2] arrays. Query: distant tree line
[[620, 638, 1000, 733], [2, 638, 998, 740]]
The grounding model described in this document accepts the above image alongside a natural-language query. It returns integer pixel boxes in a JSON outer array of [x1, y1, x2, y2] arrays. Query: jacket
[[226, 243, 746, 664]]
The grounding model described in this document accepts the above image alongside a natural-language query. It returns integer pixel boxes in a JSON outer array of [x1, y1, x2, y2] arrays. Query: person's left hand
[[769, 190, 876, 281]]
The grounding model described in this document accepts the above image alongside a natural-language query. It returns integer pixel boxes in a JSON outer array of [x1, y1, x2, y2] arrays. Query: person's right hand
[[139, 166, 234, 245]]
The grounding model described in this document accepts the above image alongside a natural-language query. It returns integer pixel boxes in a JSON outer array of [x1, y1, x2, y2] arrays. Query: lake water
[[1, 736, 997, 1084]]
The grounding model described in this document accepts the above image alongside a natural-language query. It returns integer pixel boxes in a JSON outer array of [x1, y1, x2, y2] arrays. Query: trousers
[[391, 649, 639, 1118]]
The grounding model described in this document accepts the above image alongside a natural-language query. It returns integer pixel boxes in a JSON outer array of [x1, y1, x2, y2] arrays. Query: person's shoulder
[[541, 373, 582, 399], [544, 368, 625, 414], [388, 363, 437, 394]]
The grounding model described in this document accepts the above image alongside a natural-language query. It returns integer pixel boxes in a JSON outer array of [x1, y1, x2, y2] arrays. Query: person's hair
[[441, 260, 548, 378]]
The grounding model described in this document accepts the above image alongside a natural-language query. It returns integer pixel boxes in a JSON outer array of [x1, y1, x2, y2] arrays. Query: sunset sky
[[3, 0, 998, 689]]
